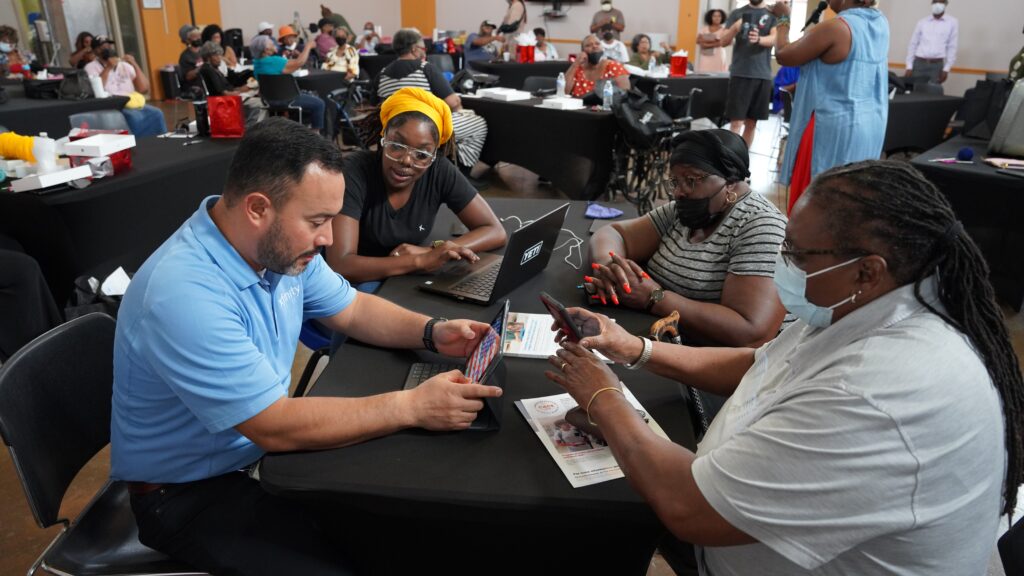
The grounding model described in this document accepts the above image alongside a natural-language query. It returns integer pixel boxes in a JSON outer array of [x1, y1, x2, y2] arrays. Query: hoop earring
[[851, 289, 863, 304], [725, 188, 738, 204]]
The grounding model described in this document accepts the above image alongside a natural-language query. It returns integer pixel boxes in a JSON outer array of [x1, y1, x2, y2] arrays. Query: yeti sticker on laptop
[[521, 241, 544, 266]]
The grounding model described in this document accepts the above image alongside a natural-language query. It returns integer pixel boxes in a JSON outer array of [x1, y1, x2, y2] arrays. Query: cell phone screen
[[539, 292, 582, 342]]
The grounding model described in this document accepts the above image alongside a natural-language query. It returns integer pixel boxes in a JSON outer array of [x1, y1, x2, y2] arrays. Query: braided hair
[[806, 160, 1024, 517]]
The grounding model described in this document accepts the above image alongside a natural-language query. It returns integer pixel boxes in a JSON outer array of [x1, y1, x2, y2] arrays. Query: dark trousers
[[130, 471, 355, 576]]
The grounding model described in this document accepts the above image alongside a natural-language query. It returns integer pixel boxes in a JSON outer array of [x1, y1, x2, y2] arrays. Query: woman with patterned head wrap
[[325, 87, 507, 286], [587, 129, 789, 348]]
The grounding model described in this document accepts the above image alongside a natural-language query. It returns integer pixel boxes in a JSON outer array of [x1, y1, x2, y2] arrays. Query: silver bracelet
[[624, 337, 653, 370]]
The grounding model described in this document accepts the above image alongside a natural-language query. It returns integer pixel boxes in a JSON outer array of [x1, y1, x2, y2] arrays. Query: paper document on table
[[502, 312, 610, 362], [515, 387, 668, 488]]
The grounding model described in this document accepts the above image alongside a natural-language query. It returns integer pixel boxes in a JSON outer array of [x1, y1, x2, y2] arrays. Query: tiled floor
[[0, 116, 1018, 575]]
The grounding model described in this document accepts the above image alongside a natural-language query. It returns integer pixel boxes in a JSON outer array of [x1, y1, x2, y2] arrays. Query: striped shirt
[[375, 60, 446, 101], [646, 193, 786, 303]]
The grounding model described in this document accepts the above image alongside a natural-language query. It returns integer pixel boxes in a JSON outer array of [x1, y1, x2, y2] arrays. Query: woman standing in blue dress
[[772, 0, 889, 214]]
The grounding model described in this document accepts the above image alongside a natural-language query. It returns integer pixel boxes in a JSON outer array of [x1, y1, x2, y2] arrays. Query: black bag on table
[[59, 69, 93, 100], [23, 77, 62, 99]]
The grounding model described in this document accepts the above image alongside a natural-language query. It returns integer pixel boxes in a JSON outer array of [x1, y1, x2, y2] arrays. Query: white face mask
[[931, 3, 946, 15], [286, 43, 297, 50], [0, 42, 12, 53], [773, 254, 863, 328], [602, 3, 613, 11]]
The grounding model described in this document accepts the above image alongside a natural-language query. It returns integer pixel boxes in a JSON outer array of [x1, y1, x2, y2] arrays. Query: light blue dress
[[779, 8, 889, 185]]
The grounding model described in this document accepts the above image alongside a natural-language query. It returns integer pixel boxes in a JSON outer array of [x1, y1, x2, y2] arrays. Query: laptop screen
[[464, 301, 508, 383]]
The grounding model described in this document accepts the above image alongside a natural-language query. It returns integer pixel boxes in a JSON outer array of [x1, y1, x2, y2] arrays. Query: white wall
[[436, 0, 680, 58], [219, 0, 401, 41], [878, 0, 1023, 97]]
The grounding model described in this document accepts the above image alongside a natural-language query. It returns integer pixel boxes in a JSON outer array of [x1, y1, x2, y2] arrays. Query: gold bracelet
[[586, 386, 625, 426]]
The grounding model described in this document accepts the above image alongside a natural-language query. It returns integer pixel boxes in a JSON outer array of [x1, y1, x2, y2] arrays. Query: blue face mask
[[773, 253, 862, 328], [0, 42, 12, 53]]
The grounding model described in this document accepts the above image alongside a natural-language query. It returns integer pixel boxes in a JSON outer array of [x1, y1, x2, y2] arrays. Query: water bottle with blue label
[[602, 80, 614, 110], [556, 72, 566, 97]]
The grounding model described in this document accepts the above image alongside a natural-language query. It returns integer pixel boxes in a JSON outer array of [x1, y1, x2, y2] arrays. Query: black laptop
[[418, 203, 570, 305], [402, 300, 509, 431]]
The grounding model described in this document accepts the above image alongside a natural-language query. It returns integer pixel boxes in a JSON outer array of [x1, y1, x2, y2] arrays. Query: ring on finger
[[560, 361, 568, 371]]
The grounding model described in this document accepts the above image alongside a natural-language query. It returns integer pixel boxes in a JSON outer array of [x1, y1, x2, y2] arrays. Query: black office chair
[[258, 73, 305, 125], [293, 346, 331, 398], [912, 81, 944, 95], [522, 75, 556, 93], [426, 53, 455, 75], [0, 313, 207, 576], [68, 110, 131, 132], [1000, 515, 1024, 576]]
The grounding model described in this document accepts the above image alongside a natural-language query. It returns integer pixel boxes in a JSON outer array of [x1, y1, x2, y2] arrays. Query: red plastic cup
[[517, 45, 535, 63], [670, 55, 688, 77]]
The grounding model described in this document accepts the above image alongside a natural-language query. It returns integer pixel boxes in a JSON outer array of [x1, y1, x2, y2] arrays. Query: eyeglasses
[[664, 173, 711, 193], [380, 138, 436, 167], [779, 240, 869, 267]]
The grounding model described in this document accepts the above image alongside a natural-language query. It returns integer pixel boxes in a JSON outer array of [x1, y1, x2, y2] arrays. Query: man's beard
[[257, 219, 317, 276]]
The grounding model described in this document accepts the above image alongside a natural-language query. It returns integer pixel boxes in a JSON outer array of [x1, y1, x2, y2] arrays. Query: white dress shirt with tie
[[906, 14, 959, 72]]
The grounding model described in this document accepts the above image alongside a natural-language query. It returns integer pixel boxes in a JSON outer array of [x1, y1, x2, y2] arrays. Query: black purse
[[59, 69, 94, 100]]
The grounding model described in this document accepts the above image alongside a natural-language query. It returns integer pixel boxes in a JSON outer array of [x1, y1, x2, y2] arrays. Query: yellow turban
[[125, 92, 146, 110], [379, 87, 453, 145]]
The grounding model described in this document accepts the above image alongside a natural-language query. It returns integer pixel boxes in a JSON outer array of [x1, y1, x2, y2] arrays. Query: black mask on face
[[587, 50, 603, 65], [189, 39, 202, 48], [99, 47, 113, 60], [675, 183, 727, 229], [336, 36, 348, 46], [602, 31, 615, 42]]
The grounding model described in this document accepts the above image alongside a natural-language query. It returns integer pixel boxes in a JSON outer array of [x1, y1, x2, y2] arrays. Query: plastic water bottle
[[602, 80, 614, 110], [648, 55, 657, 73], [556, 72, 566, 97]]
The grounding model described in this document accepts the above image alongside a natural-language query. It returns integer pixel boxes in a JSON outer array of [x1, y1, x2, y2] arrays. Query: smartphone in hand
[[539, 291, 583, 342]]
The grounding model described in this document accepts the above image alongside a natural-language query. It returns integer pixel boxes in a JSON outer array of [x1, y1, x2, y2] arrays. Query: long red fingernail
[[642, 272, 651, 280], [583, 275, 595, 282], [609, 251, 616, 258], [611, 294, 620, 305], [600, 296, 607, 305], [591, 263, 600, 270], [623, 283, 631, 294], [590, 295, 600, 300]]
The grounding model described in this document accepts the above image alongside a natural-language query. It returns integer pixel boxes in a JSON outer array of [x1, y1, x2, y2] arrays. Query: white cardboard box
[[62, 133, 136, 157], [536, 97, 585, 111], [476, 87, 533, 101], [11, 164, 92, 193]]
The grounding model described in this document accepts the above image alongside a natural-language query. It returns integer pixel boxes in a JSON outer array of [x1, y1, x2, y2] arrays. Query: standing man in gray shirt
[[591, 0, 626, 40], [717, 0, 778, 149]]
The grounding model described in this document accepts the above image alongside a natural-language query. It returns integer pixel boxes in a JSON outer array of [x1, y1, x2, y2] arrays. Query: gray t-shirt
[[646, 192, 786, 303], [725, 5, 777, 80], [692, 278, 1006, 575]]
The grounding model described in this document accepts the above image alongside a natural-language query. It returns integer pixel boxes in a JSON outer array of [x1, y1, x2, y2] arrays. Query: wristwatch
[[645, 288, 665, 312], [423, 317, 447, 353]]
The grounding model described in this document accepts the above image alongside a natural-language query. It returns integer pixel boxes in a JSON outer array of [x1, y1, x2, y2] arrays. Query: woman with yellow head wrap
[[322, 87, 507, 300]]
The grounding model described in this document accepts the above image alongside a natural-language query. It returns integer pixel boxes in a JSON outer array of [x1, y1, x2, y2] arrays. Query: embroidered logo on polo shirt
[[278, 285, 301, 307]]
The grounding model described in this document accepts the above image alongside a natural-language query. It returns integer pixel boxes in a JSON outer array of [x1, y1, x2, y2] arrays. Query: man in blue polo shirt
[[111, 118, 502, 575]]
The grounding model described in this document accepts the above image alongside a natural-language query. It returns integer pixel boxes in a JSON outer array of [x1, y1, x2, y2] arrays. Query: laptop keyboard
[[450, 263, 500, 298], [403, 362, 460, 390]]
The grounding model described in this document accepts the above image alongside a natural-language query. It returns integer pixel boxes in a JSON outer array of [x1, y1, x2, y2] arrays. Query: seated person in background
[[326, 87, 506, 289], [322, 27, 359, 80], [533, 27, 558, 61], [357, 21, 380, 54], [178, 25, 204, 97], [546, 160, 1019, 576], [0, 25, 30, 75], [629, 33, 670, 68], [565, 34, 631, 98], [464, 20, 502, 64], [374, 29, 490, 178], [599, 30, 629, 63], [84, 36, 167, 137], [251, 35, 324, 134], [249, 21, 278, 51], [278, 25, 304, 60], [588, 130, 787, 347], [70, 31, 95, 69], [112, 118, 503, 575], [314, 18, 337, 60], [201, 24, 238, 68], [199, 42, 263, 125]]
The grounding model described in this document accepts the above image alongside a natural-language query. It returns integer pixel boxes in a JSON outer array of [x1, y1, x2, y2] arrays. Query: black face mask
[[189, 39, 202, 48], [100, 48, 113, 60], [602, 32, 614, 42], [336, 36, 348, 46], [675, 183, 727, 229], [587, 51, 603, 65]]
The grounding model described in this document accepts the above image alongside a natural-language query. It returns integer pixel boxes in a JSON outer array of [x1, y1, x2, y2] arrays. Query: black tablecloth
[[359, 54, 397, 79], [461, 96, 617, 200], [295, 69, 347, 99], [468, 60, 572, 89], [884, 93, 962, 154], [632, 73, 730, 122], [260, 198, 695, 575], [32, 136, 239, 278], [0, 86, 129, 138], [912, 136, 1024, 309]]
